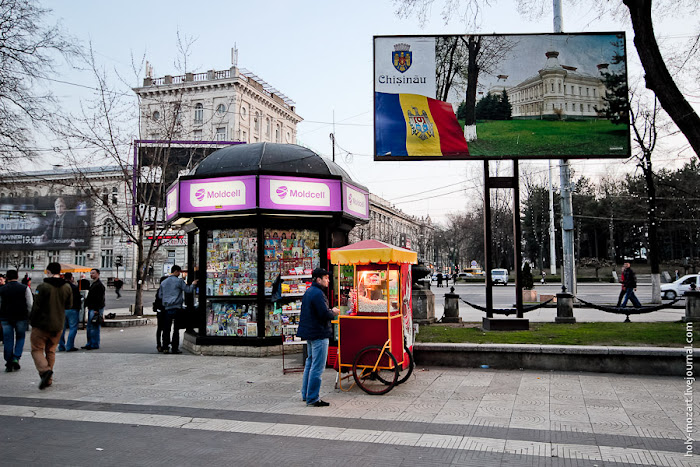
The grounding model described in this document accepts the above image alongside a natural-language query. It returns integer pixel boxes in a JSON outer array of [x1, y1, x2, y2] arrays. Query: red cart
[[330, 240, 416, 395]]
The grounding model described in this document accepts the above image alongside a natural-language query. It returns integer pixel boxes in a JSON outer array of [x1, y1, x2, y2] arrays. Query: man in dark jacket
[[30, 262, 72, 389], [82, 268, 105, 350], [297, 268, 339, 407], [621, 262, 642, 308], [0, 269, 34, 372], [58, 272, 82, 352]]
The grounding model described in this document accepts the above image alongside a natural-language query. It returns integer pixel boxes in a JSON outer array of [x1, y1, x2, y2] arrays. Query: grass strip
[[415, 321, 698, 347]]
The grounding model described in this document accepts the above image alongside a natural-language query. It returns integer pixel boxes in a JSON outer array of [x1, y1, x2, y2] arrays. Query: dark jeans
[[1, 319, 28, 365], [621, 288, 642, 308], [162, 309, 182, 351], [156, 312, 165, 349]]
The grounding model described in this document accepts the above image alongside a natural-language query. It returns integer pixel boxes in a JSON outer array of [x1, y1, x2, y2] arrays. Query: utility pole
[[554, 0, 576, 294], [548, 161, 557, 275]]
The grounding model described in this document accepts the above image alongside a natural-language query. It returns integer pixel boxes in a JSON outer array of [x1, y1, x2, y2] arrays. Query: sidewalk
[[0, 323, 696, 466]]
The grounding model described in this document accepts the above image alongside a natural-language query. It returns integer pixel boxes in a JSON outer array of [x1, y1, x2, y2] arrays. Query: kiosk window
[[206, 228, 257, 296]]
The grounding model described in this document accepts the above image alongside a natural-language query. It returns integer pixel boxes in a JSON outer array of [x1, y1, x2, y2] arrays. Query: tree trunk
[[463, 36, 481, 142], [624, 0, 700, 160]]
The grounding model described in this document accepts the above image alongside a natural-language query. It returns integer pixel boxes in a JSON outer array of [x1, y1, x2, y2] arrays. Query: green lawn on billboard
[[463, 119, 629, 158]]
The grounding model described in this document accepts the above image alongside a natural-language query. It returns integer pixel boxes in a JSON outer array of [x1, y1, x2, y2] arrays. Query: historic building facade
[[491, 50, 608, 119], [349, 194, 435, 263], [133, 66, 302, 144], [0, 167, 136, 284]]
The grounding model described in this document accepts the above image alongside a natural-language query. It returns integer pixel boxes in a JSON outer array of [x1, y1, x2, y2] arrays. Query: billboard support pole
[[553, 0, 576, 294], [483, 160, 525, 320]]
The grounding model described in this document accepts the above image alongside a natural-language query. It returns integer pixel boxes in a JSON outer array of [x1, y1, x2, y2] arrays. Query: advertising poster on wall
[[0, 195, 92, 250], [374, 32, 630, 160]]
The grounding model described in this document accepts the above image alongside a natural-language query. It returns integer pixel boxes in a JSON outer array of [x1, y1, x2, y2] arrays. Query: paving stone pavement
[[0, 324, 697, 466]]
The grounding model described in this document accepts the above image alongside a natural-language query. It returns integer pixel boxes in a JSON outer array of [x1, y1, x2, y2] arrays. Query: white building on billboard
[[491, 50, 608, 119]]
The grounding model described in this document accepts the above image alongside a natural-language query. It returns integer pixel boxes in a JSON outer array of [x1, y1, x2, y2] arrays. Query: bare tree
[[51, 44, 183, 316], [0, 0, 78, 165]]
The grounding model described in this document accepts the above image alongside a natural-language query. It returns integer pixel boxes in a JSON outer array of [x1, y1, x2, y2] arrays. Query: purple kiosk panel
[[180, 176, 257, 214], [342, 182, 369, 220], [259, 176, 341, 212]]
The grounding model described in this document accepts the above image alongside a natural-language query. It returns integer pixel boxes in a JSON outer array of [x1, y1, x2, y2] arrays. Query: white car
[[661, 274, 700, 300], [491, 268, 509, 285]]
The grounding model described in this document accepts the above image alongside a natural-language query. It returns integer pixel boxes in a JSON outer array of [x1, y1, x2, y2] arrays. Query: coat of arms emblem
[[407, 106, 434, 141], [392, 43, 412, 73]]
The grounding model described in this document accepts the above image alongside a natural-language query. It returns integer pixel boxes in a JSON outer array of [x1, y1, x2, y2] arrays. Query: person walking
[[297, 268, 340, 407], [444, 272, 449, 287], [616, 264, 627, 307], [58, 272, 81, 352], [114, 278, 123, 299], [29, 263, 72, 389], [436, 272, 443, 288], [82, 268, 105, 350], [157, 265, 197, 354], [620, 262, 642, 308], [0, 269, 34, 372]]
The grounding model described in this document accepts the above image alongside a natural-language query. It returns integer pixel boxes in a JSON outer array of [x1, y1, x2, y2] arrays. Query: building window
[[193, 129, 203, 140], [0, 252, 8, 269], [254, 111, 260, 132], [75, 250, 87, 266], [286, 131, 291, 143], [48, 250, 60, 263], [112, 187, 118, 205], [240, 107, 247, 119], [22, 251, 34, 269], [215, 127, 227, 141], [152, 110, 160, 121], [592, 89, 596, 97], [103, 219, 115, 237], [101, 249, 113, 269], [265, 117, 271, 137], [167, 250, 176, 258], [216, 104, 227, 115], [194, 103, 203, 124], [275, 124, 280, 142], [580, 103, 583, 112], [558, 82, 561, 93], [588, 104, 592, 112], [242, 130, 247, 142], [565, 103, 568, 110]]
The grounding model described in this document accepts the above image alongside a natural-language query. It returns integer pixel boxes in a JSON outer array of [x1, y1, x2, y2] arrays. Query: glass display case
[[206, 301, 259, 337], [206, 228, 257, 296], [356, 267, 400, 315]]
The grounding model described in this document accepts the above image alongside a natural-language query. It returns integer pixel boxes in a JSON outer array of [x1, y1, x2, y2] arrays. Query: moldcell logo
[[276, 186, 288, 199], [195, 188, 206, 202]]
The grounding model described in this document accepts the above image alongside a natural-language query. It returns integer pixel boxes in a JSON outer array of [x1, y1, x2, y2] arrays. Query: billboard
[[374, 33, 630, 160], [0, 195, 92, 250]]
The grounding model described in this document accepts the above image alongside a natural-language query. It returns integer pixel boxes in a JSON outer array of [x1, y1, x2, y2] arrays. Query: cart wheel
[[352, 345, 399, 395], [396, 344, 415, 385]]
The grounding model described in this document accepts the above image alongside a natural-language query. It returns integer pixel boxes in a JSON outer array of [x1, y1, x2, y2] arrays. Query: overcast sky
[[43, 0, 698, 225]]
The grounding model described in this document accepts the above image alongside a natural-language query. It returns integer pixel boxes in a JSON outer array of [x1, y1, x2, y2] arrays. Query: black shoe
[[162, 348, 170, 354], [66, 348, 79, 352], [5, 364, 12, 373], [171, 349, 182, 354], [310, 400, 330, 407], [81, 346, 93, 350], [39, 370, 53, 390], [12, 360, 20, 371]]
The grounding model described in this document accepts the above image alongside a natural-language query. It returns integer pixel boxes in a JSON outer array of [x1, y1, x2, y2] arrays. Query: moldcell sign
[[179, 176, 256, 214], [259, 176, 342, 212], [343, 182, 369, 220]]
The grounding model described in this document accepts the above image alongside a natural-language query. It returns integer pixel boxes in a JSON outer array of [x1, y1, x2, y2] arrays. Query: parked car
[[661, 274, 700, 300], [457, 272, 472, 280], [491, 268, 509, 285]]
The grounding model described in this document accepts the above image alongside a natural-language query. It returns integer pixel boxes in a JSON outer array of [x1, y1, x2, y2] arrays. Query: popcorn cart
[[330, 240, 417, 395]]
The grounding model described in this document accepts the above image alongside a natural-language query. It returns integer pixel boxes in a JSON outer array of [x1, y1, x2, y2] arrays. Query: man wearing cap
[[297, 268, 339, 407]]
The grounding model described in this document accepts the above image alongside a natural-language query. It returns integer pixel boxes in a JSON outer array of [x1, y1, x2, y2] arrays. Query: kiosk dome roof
[[192, 143, 364, 188]]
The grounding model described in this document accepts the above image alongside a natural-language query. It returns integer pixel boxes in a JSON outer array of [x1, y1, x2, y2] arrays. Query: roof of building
[[190, 143, 367, 190]]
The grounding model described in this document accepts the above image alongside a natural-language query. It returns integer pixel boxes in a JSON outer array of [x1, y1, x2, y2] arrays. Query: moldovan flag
[[375, 92, 469, 157]]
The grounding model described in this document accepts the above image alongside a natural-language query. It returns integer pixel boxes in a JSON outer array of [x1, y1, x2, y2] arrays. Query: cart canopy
[[330, 239, 417, 265], [50, 263, 93, 273]]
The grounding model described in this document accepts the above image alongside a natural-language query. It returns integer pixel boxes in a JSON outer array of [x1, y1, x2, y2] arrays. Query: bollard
[[443, 286, 462, 323], [555, 292, 576, 323], [684, 291, 700, 323]]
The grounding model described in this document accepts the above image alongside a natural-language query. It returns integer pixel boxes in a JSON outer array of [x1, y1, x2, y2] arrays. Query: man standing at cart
[[297, 268, 339, 407]]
